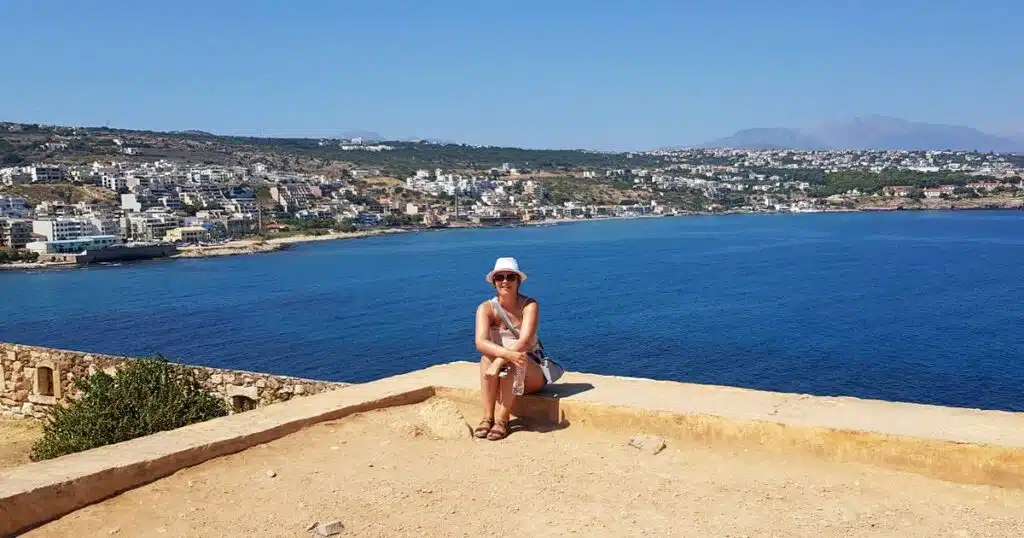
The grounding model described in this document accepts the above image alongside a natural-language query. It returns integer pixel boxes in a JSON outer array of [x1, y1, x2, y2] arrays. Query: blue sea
[[2, 211, 1023, 411]]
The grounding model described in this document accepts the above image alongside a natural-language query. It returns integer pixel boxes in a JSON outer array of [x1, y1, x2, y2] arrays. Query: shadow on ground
[[537, 382, 595, 398]]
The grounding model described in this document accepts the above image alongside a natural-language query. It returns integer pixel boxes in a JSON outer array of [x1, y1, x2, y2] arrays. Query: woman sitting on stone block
[[473, 257, 547, 441]]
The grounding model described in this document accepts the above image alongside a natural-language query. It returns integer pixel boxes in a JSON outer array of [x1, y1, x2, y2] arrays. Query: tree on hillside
[[2, 153, 24, 165]]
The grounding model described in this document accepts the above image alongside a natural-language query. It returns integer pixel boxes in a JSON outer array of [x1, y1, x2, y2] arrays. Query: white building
[[32, 218, 88, 241], [84, 216, 121, 237], [0, 167, 33, 185], [29, 165, 67, 183], [102, 176, 128, 192], [120, 211, 183, 241], [26, 235, 120, 254], [523, 181, 546, 202], [122, 194, 143, 212]]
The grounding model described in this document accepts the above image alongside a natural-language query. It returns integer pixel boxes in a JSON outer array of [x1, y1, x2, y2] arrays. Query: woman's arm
[[475, 302, 528, 364], [507, 300, 539, 352]]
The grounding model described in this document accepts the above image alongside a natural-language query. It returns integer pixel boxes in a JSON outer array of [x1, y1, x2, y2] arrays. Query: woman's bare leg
[[479, 355, 500, 420], [492, 359, 545, 429]]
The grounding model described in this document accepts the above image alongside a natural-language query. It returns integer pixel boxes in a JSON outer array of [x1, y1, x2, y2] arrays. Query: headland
[[2, 344, 1023, 536]]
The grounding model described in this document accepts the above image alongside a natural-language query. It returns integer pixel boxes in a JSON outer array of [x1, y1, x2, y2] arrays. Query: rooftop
[[3, 362, 1023, 536]]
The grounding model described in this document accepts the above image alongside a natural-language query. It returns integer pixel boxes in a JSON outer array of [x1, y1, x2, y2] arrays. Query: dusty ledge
[[0, 366, 439, 537], [2, 361, 1024, 536]]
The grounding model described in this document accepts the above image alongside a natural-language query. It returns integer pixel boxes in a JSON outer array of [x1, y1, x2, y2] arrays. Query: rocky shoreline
[[172, 241, 288, 258], [170, 228, 408, 259]]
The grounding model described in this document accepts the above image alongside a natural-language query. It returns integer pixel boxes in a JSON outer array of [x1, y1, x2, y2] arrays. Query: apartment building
[[102, 176, 128, 192], [0, 196, 29, 218], [83, 216, 121, 237], [120, 212, 184, 241], [269, 185, 322, 212], [165, 226, 211, 244], [222, 197, 258, 215], [0, 218, 32, 248], [0, 167, 33, 185], [29, 165, 68, 183], [523, 180, 546, 202], [32, 218, 88, 241]]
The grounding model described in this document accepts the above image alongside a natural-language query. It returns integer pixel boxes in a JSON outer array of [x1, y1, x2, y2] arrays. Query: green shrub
[[30, 356, 228, 461]]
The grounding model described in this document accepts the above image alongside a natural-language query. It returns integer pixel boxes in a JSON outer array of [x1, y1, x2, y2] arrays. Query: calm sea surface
[[2, 211, 1023, 411]]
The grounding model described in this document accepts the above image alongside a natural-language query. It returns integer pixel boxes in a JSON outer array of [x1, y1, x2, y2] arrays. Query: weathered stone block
[[28, 394, 57, 406], [226, 385, 259, 400], [315, 521, 344, 536], [628, 434, 666, 455], [209, 374, 222, 384]]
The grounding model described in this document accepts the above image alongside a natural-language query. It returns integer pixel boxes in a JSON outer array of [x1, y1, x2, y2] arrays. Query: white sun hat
[[485, 256, 528, 284]]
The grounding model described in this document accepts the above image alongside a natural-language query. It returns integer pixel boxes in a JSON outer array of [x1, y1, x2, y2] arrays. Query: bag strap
[[490, 297, 520, 338], [490, 297, 545, 354]]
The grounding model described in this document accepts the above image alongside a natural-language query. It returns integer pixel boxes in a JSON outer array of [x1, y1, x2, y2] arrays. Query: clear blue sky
[[0, 1, 1021, 150]]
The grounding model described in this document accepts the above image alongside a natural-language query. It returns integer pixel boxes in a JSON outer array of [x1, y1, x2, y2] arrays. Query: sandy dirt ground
[[0, 418, 42, 470], [25, 398, 1024, 537]]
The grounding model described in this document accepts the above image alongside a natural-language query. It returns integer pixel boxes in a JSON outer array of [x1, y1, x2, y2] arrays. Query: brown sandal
[[486, 420, 509, 441], [474, 418, 494, 438]]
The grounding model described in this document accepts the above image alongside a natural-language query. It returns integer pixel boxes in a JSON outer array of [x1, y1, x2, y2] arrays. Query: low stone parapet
[[0, 343, 348, 419]]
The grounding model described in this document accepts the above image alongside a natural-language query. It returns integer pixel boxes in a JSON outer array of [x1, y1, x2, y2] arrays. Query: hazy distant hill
[[338, 129, 384, 141], [1002, 132, 1024, 148], [700, 127, 830, 150], [702, 116, 1024, 153]]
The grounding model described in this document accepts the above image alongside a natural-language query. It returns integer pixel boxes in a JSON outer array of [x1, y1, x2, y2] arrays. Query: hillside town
[[1, 123, 1023, 266]]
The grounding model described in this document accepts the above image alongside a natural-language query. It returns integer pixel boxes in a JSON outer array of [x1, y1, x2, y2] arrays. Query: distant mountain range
[[337, 129, 384, 141], [334, 129, 455, 145], [699, 115, 1024, 153]]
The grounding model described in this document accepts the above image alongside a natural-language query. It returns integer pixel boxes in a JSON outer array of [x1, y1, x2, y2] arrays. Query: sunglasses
[[493, 273, 519, 282]]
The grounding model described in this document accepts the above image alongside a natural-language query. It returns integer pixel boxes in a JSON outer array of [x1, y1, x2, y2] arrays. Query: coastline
[[0, 261, 77, 272], [171, 227, 408, 259], [3, 203, 1021, 272]]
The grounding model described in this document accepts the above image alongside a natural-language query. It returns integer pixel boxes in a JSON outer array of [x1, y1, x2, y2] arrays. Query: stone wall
[[0, 343, 349, 420]]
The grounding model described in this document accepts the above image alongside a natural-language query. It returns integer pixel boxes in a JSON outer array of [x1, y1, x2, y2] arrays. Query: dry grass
[[362, 175, 404, 187], [0, 184, 117, 206], [0, 418, 42, 470]]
